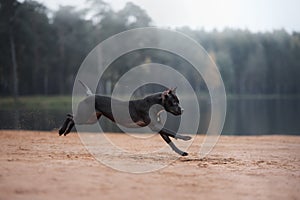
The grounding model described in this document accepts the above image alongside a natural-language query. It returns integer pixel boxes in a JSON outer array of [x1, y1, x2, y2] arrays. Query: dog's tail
[[78, 80, 93, 96]]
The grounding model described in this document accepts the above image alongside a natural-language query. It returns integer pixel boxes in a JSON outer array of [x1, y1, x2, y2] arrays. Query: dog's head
[[161, 88, 183, 116]]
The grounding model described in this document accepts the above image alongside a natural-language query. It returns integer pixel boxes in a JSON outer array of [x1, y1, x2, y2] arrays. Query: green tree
[[52, 6, 94, 94], [0, 0, 20, 98]]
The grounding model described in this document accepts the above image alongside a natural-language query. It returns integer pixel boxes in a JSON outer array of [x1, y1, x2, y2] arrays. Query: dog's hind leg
[[72, 97, 102, 125], [160, 133, 188, 156], [59, 114, 73, 136], [64, 119, 75, 136]]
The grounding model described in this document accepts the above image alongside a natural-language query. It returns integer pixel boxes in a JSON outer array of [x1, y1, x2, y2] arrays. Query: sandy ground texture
[[0, 130, 299, 200]]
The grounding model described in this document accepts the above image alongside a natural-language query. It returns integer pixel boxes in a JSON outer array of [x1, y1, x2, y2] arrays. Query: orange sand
[[0, 130, 299, 200]]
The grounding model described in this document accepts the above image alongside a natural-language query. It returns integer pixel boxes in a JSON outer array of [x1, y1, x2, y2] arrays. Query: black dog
[[59, 81, 192, 156]]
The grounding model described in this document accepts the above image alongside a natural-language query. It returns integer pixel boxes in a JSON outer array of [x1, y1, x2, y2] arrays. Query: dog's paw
[[181, 152, 188, 156], [181, 135, 192, 141], [58, 129, 64, 136]]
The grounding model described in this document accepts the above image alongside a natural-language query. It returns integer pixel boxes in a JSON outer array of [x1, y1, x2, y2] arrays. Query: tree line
[[0, 0, 299, 97]]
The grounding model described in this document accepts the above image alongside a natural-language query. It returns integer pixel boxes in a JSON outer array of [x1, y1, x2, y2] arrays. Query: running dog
[[59, 81, 191, 156]]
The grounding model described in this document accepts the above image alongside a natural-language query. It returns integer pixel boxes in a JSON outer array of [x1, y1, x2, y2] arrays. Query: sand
[[0, 130, 299, 200]]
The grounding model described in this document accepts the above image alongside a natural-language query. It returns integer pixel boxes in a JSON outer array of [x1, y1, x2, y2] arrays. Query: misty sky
[[35, 0, 300, 33]]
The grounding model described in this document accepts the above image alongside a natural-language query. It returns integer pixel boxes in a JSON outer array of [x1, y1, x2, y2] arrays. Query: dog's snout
[[181, 108, 184, 113]]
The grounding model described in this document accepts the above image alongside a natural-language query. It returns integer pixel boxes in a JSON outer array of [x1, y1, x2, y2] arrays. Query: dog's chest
[[135, 120, 147, 127], [123, 120, 148, 128]]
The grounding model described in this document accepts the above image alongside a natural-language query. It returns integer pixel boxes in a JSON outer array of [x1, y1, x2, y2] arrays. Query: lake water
[[0, 98, 299, 135], [224, 98, 300, 135]]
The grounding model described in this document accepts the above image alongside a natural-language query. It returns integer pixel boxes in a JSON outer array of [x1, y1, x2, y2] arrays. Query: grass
[[0, 96, 72, 110]]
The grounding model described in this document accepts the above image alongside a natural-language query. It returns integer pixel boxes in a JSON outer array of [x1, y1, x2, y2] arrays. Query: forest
[[1, 0, 300, 97]]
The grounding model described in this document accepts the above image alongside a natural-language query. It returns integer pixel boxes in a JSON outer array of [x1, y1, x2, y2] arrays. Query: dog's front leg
[[160, 134, 188, 156], [149, 123, 192, 141], [159, 127, 192, 141]]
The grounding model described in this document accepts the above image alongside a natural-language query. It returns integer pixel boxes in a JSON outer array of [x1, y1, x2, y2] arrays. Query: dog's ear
[[171, 87, 177, 94], [168, 87, 177, 94], [161, 90, 169, 101]]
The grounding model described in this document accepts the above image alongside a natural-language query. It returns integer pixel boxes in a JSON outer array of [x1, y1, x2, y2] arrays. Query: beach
[[0, 130, 299, 200]]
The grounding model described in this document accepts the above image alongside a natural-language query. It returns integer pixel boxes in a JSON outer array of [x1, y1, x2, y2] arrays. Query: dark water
[[0, 98, 299, 135], [224, 98, 300, 135]]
